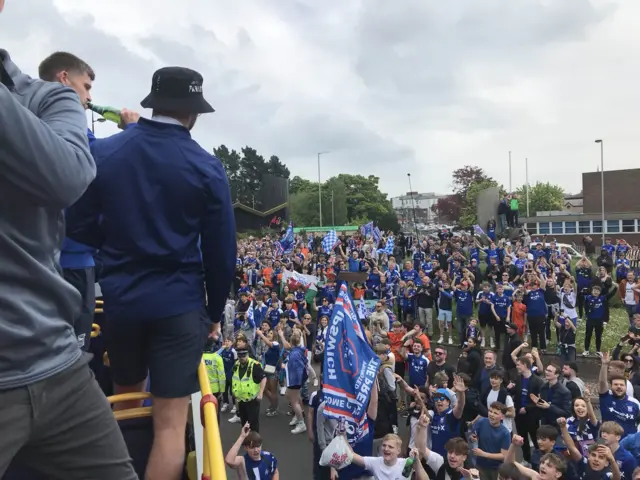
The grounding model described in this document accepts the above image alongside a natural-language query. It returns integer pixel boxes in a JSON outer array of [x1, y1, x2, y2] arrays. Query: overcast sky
[[2, 0, 638, 198]]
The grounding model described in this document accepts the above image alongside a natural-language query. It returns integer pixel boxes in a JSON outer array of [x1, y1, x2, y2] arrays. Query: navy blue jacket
[[66, 118, 236, 322]]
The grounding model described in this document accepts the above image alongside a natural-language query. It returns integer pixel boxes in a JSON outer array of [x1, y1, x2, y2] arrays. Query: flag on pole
[[321, 230, 340, 255], [378, 236, 395, 255], [357, 297, 369, 322], [360, 222, 373, 238], [372, 226, 382, 245], [280, 221, 294, 253], [322, 284, 380, 443]]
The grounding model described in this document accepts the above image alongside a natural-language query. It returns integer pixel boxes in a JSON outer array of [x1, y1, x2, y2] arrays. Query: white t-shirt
[[625, 283, 637, 305], [486, 390, 514, 432], [362, 456, 408, 479]]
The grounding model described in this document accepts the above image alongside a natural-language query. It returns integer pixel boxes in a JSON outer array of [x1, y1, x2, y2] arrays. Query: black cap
[[141, 66, 214, 114], [506, 322, 518, 331]]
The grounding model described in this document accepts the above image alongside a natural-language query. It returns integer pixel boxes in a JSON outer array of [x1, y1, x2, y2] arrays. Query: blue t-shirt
[[521, 376, 530, 410], [454, 289, 473, 316], [244, 451, 278, 480], [477, 291, 495, 316], [339, 418, 374, 479], [407, 353, 429, 387], [493, 294, 511, 319], [474, 417, 510, 469], [599, 391, 640, 437], [429, 408, 460, 457], [574, 457, 612, 480], [614, 444, 637, 480], [525, 288, 547, 317]]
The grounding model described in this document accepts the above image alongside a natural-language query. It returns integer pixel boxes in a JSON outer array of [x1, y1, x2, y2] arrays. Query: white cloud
[[1, 0, 637, 198]]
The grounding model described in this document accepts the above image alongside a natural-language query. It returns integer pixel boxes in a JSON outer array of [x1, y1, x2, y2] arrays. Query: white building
[[391, 192, 448, 225]]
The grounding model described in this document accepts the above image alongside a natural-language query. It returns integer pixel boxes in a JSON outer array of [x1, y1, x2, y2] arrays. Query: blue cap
[[435, 388, 453, 402]]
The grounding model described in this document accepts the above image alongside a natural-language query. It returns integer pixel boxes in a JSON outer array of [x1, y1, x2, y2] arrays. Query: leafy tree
[[214, 144, 290, 208], [289, 175, 316, 195], [433, 166, 502, 227], [289, 189, 321, 226], [516, 182, 564, 216], [266, 155, 290, 178], [324, 177, 348, 226], [432, 195, 462, 223]]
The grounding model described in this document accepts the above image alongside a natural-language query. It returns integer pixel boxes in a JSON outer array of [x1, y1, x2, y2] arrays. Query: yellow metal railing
[[197, 359, 226, 480]]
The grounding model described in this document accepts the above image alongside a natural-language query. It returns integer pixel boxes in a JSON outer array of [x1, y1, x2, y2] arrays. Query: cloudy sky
[[1, 0, 638, 198]]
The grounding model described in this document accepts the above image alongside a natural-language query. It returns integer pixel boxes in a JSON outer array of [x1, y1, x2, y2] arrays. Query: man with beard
[[561, 362, 585, 399], [0, 1, 137, 477], [599, 352, 640, 437], [415, 413, 471, 480]]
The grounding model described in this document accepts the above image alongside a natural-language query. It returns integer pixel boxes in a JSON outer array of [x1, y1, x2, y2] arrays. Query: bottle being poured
[[87, 103, 121, 124]]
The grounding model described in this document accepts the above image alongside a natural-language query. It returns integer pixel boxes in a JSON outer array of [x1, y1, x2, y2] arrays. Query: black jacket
[[466, 347, 483, 384], [538, 381, 572, 426], [502, 333, 522, 370], [508, 373, 544, 413]]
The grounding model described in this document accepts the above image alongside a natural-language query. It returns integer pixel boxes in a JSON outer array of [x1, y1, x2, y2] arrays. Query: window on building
[[565, 222, 577, 234], [578, 221, 591, 234], [606, 220, 620, 233], [592, 220, 602, 233], [622, 219, 636, 233], [526, 223, 537, 235], [552, 222, 563, 234], [538, 222, 550, 234]]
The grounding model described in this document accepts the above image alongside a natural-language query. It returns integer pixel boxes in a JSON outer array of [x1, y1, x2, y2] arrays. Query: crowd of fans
[[205, 229, 640, 480]]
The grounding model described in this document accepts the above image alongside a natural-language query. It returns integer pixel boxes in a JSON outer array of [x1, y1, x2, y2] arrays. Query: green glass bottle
[[401, 457, 415, 478], [88, 103, 121, 124]]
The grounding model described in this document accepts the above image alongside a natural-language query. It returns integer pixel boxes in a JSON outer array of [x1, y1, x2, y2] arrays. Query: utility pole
[[317, 151, 329, 226], [331, 190, 335, 226], [508, 150, 512, 192]]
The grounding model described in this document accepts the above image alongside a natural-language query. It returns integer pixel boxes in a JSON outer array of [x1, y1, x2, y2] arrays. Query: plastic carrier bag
[[319, 418, 353, 470]]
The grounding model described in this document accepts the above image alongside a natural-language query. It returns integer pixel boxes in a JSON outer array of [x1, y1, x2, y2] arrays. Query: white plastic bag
[[319, 434, 353, 469]]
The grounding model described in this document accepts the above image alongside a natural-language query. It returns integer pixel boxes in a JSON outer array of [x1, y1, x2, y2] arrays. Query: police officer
[[232, 338, 266, 433], [203, 336, 226, 423]]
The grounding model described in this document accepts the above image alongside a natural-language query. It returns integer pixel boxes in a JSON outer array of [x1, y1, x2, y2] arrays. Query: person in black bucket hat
[[66, 64, 236, 479], [140, 66, 215, 127]]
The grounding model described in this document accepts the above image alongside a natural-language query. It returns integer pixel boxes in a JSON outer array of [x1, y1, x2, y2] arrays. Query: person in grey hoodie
[[0, 2, 137, 477]]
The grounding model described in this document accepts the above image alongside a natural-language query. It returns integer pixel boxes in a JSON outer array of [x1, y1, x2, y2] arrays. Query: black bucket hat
[[140, 66, 214, 114]]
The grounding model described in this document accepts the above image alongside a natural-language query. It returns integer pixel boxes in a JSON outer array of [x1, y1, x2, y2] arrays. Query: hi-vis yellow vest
[[202, 352, 226, 394], [232, 358, 260, 402]]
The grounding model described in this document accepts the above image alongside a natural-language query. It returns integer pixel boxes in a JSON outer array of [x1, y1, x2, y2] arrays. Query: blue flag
[[280, 221, 294, 253], [322, 284, 380, 443]]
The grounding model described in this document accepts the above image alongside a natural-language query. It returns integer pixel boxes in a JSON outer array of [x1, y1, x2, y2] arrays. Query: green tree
[[266, 155, 290, 178], [289, 175, 316, 195], [516, 182, 565, 216], [214, 144, 290, 207], [433, 166, 503, 227], [324, 177, 348, 226], [289, 189, 321, 226]]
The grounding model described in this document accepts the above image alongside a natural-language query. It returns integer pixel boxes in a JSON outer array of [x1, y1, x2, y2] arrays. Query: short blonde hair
[[381, 433, 403, 450]]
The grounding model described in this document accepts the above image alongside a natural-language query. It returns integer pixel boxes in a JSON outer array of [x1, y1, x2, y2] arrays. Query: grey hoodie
[[0, 50, 96, 389]]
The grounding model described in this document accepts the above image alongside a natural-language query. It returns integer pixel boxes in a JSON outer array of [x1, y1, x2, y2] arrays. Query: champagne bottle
[[87, 103, 121, 124]]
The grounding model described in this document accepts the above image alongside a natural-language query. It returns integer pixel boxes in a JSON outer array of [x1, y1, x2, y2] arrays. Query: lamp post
[[317, 151, 329, 227], [407, 173, 419, 242], [595, 140, 605, 244], [91, 110, 106, 134]]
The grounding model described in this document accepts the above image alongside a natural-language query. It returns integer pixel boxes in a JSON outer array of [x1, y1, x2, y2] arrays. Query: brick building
[[520, 168, 640, 246]]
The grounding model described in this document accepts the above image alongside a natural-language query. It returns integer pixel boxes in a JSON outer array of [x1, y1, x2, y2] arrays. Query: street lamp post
[[595, 140, 605, 244], [407, 173, 419, 242], [91, 110, 106, 134], [317, 151, 329, 227]]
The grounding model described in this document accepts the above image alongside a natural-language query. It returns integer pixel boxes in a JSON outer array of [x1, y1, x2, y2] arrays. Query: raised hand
[[512, 435, 524, 446], [453, 375, 467, 393]]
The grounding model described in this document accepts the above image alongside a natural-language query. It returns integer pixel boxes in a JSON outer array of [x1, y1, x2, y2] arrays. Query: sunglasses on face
[[434, 395, 448, 401], [435, 351, 445, 356]]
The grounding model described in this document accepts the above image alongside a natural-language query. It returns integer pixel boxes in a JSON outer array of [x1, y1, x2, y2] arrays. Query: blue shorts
[[106, 308, 210, 398], [438, 310, 453, 323]]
